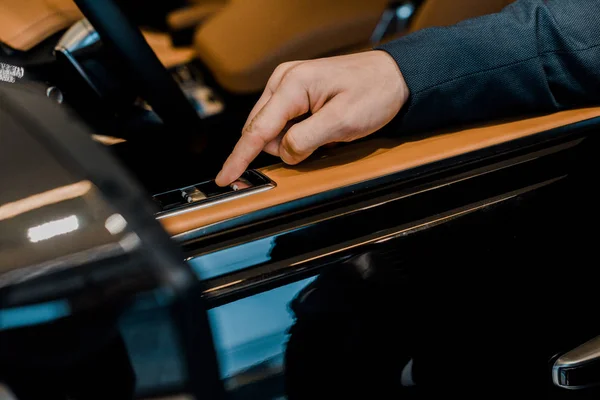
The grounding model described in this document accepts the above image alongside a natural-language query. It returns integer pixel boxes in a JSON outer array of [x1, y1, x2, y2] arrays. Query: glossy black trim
[[186, 137, 580, 281], [199, 138, 578, 306], [175, 116, 600, 243], [180, 111, 600, 307], [0, 85, 225, 399]]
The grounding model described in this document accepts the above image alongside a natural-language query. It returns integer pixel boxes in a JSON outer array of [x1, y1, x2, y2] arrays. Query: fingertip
[[215, 169, 233, 187], [215, 171, 227, 187]]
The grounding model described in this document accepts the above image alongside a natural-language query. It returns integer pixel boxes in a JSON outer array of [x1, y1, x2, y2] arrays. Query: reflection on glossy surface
[[55, 18, 100, 54], [0, 173, 134, 290], [0, 106, 137, 291], [189, 237, 276, 280], [192, 137, 580, 307], [0, 384, 17, 400], [105, 213, 128, 235], [0, 180, 91, 221], [188, 132, 600, 399], [27, 215, 80, 242], [215, 162, 600, 398], [208, 278, 314, 381], [0, 82, 223, 400], [0, 299, 71, 329]]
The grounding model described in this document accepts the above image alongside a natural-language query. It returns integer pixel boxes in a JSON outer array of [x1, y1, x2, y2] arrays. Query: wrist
[[374, 50, 410, 106]]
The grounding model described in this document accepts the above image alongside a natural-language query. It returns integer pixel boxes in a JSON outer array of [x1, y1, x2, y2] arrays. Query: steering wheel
[[73, 0, 206, 148]]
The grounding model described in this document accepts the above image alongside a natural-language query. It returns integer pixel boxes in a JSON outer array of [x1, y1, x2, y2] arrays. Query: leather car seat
[[0, 0, 516, 93], [192, 0, 391, 93], [408, 0, 514, 32], [0, 0, 194, 68], [0, 0, 82, 51], [190, 0, 517, 94]]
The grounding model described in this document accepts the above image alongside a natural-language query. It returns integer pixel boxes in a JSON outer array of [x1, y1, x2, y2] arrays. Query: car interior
[[0, 0, 560, 200], [2, 0, 600, 398], [0, 0, 560, 199]]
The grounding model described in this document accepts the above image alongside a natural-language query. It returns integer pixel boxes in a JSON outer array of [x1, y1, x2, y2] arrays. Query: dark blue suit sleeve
[[376, 0, 600, 133]]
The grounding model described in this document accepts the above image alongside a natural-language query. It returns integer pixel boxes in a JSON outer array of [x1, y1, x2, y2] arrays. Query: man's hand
[[215, 50, 409, 186]]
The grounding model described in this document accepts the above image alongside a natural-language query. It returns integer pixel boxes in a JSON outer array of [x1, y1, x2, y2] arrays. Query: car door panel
[[171, 109, 600, 398], [160, 107, 600, 237]]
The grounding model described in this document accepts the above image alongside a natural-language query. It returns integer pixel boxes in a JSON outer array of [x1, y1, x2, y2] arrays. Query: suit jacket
[[377, 0, 600, 133]]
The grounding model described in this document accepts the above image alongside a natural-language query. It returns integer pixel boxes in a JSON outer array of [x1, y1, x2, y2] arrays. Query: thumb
[[279, 97, 349, 165]]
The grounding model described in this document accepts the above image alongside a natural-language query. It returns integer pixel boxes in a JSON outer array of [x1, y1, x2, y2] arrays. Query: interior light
[[397, 4, 415, 20], [27, 215, 79, 243]]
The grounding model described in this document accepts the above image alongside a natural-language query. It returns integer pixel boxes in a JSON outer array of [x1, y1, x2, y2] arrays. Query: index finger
[[243, 61, 302, 131], [216, 79, 309, 186], [215, 129, 269, 186]]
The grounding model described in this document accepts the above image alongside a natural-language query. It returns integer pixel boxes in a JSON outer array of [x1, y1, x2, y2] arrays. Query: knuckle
[[268, 62, 294, 89], [281, 149, 301, 165], [281, 64, 305, 84], [277, 61, 295, 72], [273, 61, 298, 81], [284, 131, 304, 156]]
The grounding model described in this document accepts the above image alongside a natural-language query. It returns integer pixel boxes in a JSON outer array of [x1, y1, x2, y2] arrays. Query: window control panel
[[152, 170, 275, 218]]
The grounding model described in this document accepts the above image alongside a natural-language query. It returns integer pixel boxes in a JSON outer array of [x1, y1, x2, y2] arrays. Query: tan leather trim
[[0, 0, 82, 51], [161, 107, 600, 236]]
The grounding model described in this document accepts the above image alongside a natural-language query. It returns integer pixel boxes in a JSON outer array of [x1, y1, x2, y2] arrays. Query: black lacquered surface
[[0, 83, 224, 400], [173, 118, 600, 399]]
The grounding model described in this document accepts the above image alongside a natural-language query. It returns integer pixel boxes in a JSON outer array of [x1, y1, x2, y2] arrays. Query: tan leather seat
[[409, 0, 514, 32], [0, 0, 194, 68], [0, 0, 82, 51], [0, 0, 516, 93], [193, 0, 390, 94], [192, 0, 517, 94]]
